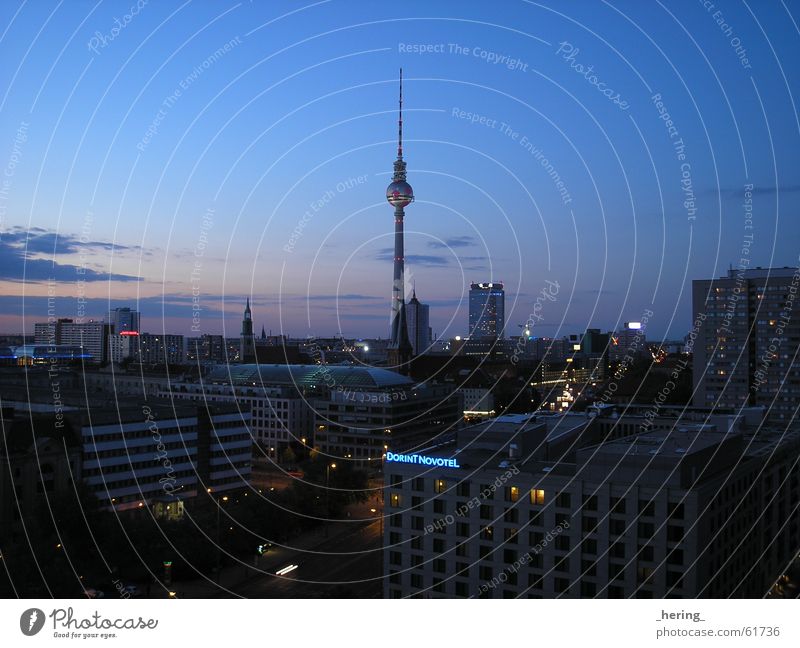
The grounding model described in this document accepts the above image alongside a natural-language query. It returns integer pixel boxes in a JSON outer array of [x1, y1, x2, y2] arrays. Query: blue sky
[[0, 0, 798, 341]]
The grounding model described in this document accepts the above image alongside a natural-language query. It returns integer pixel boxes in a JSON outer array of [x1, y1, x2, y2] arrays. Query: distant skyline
[[1, 1, 799, 341]]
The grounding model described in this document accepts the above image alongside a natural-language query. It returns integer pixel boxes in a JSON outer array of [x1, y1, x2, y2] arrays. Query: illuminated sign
[[625, 322, 642, 330], [119, 331, 140, 336], [385, 452, 461, 468]]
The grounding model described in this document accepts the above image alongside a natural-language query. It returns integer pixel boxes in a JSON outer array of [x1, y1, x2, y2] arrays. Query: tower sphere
[[386, 180, 414, 208]]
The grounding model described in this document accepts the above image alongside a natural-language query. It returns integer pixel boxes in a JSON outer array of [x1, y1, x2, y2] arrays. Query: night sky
[[1, 0, 798, 341]]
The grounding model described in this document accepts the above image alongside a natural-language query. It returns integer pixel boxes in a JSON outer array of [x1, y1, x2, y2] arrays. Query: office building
[[108, 331, 139, 363], [135, 333, 185, 364], [692, 267, 800, 421], [34, 319, 110, 364], [383, 411, 799, 598], [187, 334, 227, 364], [80, 402, 251, 513], [108, 307, 140, 333], [469, 282, 505, 339]]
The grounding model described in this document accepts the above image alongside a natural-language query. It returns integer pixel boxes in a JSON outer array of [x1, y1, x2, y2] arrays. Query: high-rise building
[[386, 69, 414, 372], [406, 289, 431, 356], [469, 282, 505, 339], [383, 411, 800, 598], [240, 298, 256, 363], [108, 331, 139, 363], [135, 333, 185, 364], [187, 334, 227, 364], [692, 267, 800, 421], [108, 307, 140, 333], [34, 318, 109, 364]]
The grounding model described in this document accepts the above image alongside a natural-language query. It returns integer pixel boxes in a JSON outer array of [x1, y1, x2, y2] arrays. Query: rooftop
[[206, 363, 413, 389]]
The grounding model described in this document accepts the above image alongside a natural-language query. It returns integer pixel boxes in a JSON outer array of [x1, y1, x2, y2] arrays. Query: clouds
[[427, 235, 477, 250], [0, 226, 141, 283]]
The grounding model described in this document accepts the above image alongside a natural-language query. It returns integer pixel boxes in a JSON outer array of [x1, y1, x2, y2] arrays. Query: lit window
[[434, 479, 446, 494], [390, 493, 401, 508], [508, 486, 519, 502], [531, 489, 545, 505]]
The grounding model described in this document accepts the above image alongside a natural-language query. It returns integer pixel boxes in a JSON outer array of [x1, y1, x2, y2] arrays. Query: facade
[[315, 380, 460, 466], [383, 412, 799, 598], [135, 333, 185, 364], [108, 331, 139, 363], [34, 319, 109, 364], [692, 267, 800, 421], [108, 307, 140, 333], [469, 282, 505, 339], [163, 363, 459, 465], [79, 402, 252, 512], [162, 367, 314, 460], [186, 334, 227, 364], [406, 290, 431, 356]]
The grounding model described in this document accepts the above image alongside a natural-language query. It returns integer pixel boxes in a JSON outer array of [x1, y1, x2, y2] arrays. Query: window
[[610, 542, 625, 559], [582, 538, 597, 555], [456, 542, 468, 557], [433, 558, 446, 573], [432, 577, 444, 593], [389, 532, 401, 544], [554, 556, 569, 573], [610, 519, 625, 535], [433, 499, 445, 514], [389, 551, 402, 565], [530, 488, 545, 505], [479, 565, 492, 581], [390, 513, 402, 527], [433, 538, 445, 553], [480, 544, 492, 559], [554, 578, 570, 593], [582, 516, 596, 534], [412, 516, 424, 531], [668, 502, 685, 519], [390, 493, 401, 508], [481, 525, 494, 540], [637, 566, 654, 584], [580, 581, 597, 597], [667, 571, 684, 588], [457, 522, 469, 537], [412, 477, 424, 491], [582, 559, 597, 576], [456, 562, 469, 577], [411, 554, 423, 567], [667, 525, 684, 542], [507, 486, 520, 502], [637, 521, 654, 538], [457, 481, 470, 497], [555, 535, 570, 551], [480, 504, 492, 520], [637, 544, 653, 561], [638, 499, 655, 516], [504, 548, 518, 564], [411, 496, 423, 511], [503, 507, 518, 523], [667, 549, 684, 566], [556, 492, 571, 508], [390, 474, 402, 486], [612, 496, 628, 514], [504, 528, 518, 543], [583, 494, 597, 511], [455, 581, 469, 597], [410, 573, 422, 589], [529, 511, 542, 525], [411, 535, 422, 550], [434, 479, 446, 494]]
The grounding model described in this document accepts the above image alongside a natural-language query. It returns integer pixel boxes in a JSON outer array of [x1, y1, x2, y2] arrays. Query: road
[[231, 516, 382, 598]]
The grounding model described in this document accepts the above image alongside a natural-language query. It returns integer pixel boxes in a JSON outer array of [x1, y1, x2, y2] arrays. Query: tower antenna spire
[[397, 68, 403, 160]]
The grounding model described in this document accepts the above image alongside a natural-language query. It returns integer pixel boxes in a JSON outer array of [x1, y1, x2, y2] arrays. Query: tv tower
[[386, 69, 414, 372]]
